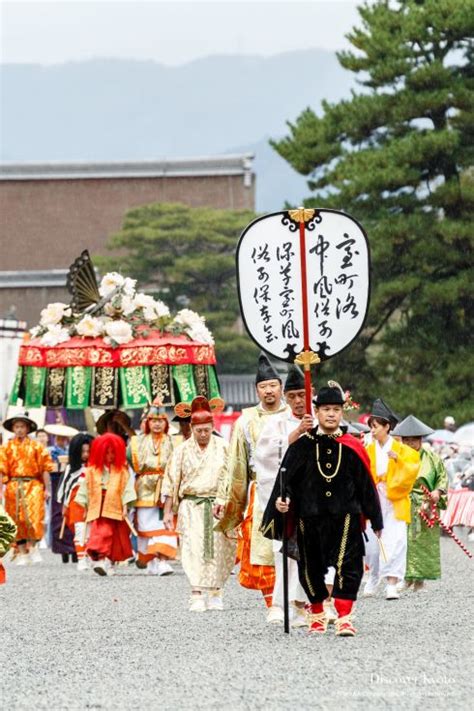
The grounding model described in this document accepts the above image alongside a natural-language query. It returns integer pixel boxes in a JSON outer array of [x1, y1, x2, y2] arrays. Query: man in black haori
[[261, 385, 383, 637]]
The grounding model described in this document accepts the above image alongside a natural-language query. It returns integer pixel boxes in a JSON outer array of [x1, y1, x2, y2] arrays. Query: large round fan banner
[[236, 209, 370, 363]]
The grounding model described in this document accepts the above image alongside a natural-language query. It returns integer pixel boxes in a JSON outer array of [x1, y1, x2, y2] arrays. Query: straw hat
[[2, 411, 38, 433], [44, 424, 79, 438]]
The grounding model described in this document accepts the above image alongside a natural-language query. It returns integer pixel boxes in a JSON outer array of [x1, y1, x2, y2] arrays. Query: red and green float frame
[[9, 331, 221, 410]]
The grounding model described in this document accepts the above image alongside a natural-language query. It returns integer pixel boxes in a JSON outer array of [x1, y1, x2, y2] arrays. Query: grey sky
[[1, 0, 361, 66]]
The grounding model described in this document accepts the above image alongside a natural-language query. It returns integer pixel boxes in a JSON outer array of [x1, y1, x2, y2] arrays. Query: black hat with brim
[[392, 415, 433, 438], [284, 364, 305, 393], [3, 412, 38, 433], [315, 386, 344, 406], [368, 398, 399, 428], [96, 409, 132, 435], [256, 352, 281, 385]]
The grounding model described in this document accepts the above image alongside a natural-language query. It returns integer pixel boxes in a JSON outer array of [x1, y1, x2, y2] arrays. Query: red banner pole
[[288, 207, 320, 413], [298, 218, 314, 414]]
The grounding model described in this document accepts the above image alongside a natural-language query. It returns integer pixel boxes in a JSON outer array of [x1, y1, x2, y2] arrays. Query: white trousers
[[136, 507, 178, 559], [365, 484, 407, 582]]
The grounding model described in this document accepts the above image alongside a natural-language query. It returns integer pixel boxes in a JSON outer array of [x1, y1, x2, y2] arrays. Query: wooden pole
[[59, 516, 66, 540], [123, 515, 138, 538], [294, 209, 320, 410]]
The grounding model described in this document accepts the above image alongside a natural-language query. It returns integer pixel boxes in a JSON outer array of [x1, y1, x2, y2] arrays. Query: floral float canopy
[[11, 251, 221, 410]]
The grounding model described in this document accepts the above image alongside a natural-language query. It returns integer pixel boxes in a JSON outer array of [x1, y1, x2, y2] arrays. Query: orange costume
[[0, 437, 53, 542], [75, 434, 136, 565]]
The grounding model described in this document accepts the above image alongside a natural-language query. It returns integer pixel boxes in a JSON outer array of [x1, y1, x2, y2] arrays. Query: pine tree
[[272, 0, 474, 423]]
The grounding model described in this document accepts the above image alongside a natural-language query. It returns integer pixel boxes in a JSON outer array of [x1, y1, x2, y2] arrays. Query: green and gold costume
[[406, 448, 448, 581]]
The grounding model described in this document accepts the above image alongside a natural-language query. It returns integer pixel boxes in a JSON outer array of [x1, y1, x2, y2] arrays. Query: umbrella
[[427, 429, 456, 443], [453, 422, 474, 447]]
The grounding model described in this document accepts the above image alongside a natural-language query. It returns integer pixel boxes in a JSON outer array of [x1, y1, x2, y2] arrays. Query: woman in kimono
[[392, 415, 448, 591]]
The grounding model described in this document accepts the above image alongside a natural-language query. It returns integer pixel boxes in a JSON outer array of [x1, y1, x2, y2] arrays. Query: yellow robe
[[216, 403, 289, 566], [128, 433, 173, 507], [0, 437, 54, 541], [366, 439, 420, 523]]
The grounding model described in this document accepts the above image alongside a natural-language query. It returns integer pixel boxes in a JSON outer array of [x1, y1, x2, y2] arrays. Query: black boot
[[61, 553, 69, 563], [72, 552, 78, 563]]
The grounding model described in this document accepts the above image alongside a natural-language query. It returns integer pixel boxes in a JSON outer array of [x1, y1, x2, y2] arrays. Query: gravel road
[[1, 535, 472, 710]]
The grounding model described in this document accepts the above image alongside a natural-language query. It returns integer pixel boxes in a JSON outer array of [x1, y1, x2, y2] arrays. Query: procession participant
[[127, 405, 176, 576], [253, 364, 312, 626], [262, 385, 383, 637], [96, 409, 135, 443], [0, 412, 53, 565], [262, 385, 383, 636], [443, 415, 456, 433], [214, 353, 289, 617], [35, 429, 49, 448], [392, 415, 448, 591], [45, 424, 78, 563], [75, 433, 136, 576], [163, 397, 235, 612], [171, 415, 192, 448], [57, 433, 94, 571], [35, 428, 51, 551], [364, 399, 420, 600], [0, 504, 17, 584]]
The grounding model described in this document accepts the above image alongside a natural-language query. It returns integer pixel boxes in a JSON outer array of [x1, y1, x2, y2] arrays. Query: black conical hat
[[369, 398, 399, 426], [255, 352, 281, 384], [392, 415, 433, 438], [284, 364, 305, 392]]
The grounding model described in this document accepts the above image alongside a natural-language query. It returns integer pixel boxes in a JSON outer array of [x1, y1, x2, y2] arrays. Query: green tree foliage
[[100, 202, 260, 373], [271, 0, 474, 423]]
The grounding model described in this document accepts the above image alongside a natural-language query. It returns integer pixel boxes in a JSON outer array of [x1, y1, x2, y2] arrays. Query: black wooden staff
[[279, 463, 290, 634]]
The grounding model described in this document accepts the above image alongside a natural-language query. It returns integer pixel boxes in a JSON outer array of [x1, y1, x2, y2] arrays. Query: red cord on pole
[[298, 219, 313, 414]]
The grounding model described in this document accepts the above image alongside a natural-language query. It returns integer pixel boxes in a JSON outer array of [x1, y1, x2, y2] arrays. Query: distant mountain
[[1, 51, 353, 210]]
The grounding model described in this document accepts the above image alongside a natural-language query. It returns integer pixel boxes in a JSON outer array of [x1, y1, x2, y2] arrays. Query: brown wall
[[0, 286, 70, 328], [0, 173, 255, 325], [0, 174, 254, 270]]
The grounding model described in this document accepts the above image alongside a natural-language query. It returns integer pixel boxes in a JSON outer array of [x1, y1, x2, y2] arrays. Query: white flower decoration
[[121, 295, 136, 316], [76, 315, 104, 338], [123, 277, 137, 297], [40, 302, 70, 327], [188, 323, 215, 345], [104, 320, 133, 345], [99, 272, 125, 297], [172, 309, 214, 344], [133, 293, 155, 310], [40, 324, 71, 346], [141, 300, 170, 322], [173, 308, 203, 328], [142, 307, 158, 322], [30, 325, 42, 338], [153, 299, 170, 319]]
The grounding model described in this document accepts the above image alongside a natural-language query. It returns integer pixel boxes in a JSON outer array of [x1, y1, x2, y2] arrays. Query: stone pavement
[[1, 536, 472, 710]]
